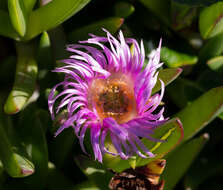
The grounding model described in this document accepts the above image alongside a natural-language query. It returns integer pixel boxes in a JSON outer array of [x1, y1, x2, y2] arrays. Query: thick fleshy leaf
[[37, 32, 53, 70], [163, 133, 209, 190], [0, 103, 34, 177], [184, 154, 223, 190], [23, 0, 37, 13], [199, 33, 223, 61], [0, 10, 19, 40], [152, 68, 182, 94], [136, 118, 183, 167], [114, 2, 135, 18], [8, 0, 27, 37], [103, 118, 183, 172], [161, 47, 198, 68], [75, 155, 113, 189], [207, 56, 223, 72], [199, 2, 223, 39], [23, 0, 91, 40], [138, 0, 171, 26], [173, 0, 219, 6], [175, 86, 223, 142], [4, 42, 38, 114], [68, 17, 124, 42], [17, 108, 48, 189]]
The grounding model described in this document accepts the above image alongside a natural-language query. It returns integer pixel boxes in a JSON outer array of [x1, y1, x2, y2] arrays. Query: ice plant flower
[[48, 29, 168, 162]]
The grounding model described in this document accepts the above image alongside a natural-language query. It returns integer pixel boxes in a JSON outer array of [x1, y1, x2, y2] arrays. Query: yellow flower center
[[88, 73, 137, 124]]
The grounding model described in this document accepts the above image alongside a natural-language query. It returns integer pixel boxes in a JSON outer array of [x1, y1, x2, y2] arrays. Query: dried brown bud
[[109, 159, 166, 190]]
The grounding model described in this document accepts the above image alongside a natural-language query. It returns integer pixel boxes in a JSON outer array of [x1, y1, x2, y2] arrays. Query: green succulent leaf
[[175, 86, 223, 142], [173, 0, 219, 6], [163, 133, 209, 190], [23, 0, 37, 13], [152, 68, 182, 94], [199, 33, 223, 61], [161, 47, 198, 68], [0, 107, 34, 177], [75, 155, 113, 189], [17, 108, 48, 189], [135, 118, 184, 167], [24, 0, 91, 40], [103, 118, 183, 172], [114, 2, 135, 18], [37, 31, 53, 70], [8, 0, 27, 37], [207, 55, 223, 72], [4, 42, 38, 114], [199, 2, 223, 39], [68, 17, 124, 42], [0, 10, 20, 39]]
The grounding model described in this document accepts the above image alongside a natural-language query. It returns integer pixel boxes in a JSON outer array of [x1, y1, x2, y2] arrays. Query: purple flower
[[48, 29, 168, 162]]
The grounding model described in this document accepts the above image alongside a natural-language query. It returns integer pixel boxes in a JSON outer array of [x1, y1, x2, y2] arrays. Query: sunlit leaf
[[24, 0, 91, 40], [163, 133, 209, 190], [207, 55, 223, 72], [8, 0, 27, 37], [152, 68, 182, 94], [103, 118, 183, 172], [199, 2, 223, 39], [161, 47, 198, 68], [175, 86, 223, 142], [23, 0, 37, 13], [136, 118, 183, 167], [4, 42, 38, 114]]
